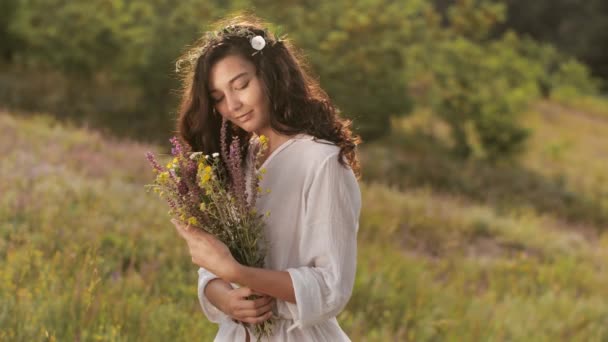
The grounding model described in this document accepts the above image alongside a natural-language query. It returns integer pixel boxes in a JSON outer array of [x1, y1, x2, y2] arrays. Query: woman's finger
[[238, 311, 273, 324], [244, 295, 273, 310], [171, 219, 189, 239], [239, 298, 273, 316], [234, 306, 271, 320], [172, 219, 207, 241], [233, 286, 254, 299], [234, 287, 269, 301]]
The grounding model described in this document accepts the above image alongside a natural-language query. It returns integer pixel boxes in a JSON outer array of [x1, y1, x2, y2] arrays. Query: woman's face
[[208, 54, 271, 134]]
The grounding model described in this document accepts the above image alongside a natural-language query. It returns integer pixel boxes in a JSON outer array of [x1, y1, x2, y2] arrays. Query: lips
[[237, 110, 253, 121]]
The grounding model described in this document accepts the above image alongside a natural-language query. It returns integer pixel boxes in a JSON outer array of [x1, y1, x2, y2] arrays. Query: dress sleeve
[[197, 267, 230, 324], [284, 152, 362, 331]]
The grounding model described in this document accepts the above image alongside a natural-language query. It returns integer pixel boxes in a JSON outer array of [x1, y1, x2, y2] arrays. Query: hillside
[[1, 102, 607, 341]]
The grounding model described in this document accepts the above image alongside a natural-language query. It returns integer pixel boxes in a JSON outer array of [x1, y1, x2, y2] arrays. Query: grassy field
[[1, 99, 607, 341]]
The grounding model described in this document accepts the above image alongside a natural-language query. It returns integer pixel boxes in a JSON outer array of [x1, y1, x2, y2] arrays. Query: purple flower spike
[[170, 136, 184, 157], [220, 118, 229, 163], [247, 144, 260, 207], [228, 137, 247, 207], [178, 179, 188, 195], [146, 152, 164, 173], [167, 197, 178, 212]]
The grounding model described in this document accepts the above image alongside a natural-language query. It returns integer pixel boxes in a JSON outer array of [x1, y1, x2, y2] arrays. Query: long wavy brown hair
[[175, 14, 361, 177]]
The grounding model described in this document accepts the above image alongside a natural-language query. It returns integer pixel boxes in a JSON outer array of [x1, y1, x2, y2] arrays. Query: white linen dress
[[196, 133, 361, 341]]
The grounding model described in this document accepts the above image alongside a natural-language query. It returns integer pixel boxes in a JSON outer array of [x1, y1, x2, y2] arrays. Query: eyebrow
[[209, 72, 249, 92]]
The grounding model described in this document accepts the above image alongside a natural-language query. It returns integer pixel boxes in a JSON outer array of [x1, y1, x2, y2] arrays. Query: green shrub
[[405, 33, 539, 160]]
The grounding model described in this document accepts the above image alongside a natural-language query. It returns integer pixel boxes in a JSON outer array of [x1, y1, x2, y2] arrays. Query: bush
[[405, 33, 539, 160], [270, 0, 438, 140]]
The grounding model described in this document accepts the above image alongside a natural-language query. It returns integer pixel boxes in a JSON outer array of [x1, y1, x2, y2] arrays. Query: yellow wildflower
[[158, 171, 169, 183], [199, 202, 206, 211], [199, 165, 213, 185], [260, 168, 267, 175], [166, 157, 179, 169], [187, 217, 198, 226], [259, 135, 268, 145]]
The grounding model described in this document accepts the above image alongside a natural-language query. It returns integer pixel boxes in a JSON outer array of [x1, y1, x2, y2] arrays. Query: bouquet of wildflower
[[145, 129, 273, 339]]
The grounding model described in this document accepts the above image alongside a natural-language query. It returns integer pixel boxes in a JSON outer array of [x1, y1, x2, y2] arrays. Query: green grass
[[0, 113, 215, 341], [349, 183, 608, 340], [1, 100, 608, 341]]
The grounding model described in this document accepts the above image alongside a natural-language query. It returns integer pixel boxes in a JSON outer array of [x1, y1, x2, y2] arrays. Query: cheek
[[214, 102, 229, 118], [249, 80, 269, 109]]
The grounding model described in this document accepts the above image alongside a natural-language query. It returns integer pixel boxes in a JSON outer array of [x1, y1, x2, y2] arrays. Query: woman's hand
[[222, 286, 275, 324], [172, 219, 240, 281]]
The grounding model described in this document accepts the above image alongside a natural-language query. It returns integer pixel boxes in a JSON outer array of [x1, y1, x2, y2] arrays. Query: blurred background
[[1, 0, 607, 341]]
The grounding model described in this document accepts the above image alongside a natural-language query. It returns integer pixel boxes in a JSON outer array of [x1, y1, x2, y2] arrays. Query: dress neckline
[[255, 133, 310, 172]]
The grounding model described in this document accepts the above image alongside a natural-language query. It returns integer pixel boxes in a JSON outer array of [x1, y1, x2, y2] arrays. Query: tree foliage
[[497, 0, 608, 86], [0, 0, 602, 160]]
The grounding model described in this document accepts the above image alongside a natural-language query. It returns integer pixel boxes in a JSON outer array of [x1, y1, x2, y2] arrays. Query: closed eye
[[235, 80, 249, 90], [210, 80, 248, 103]]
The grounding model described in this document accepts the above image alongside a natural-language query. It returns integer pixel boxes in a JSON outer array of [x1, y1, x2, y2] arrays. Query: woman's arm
[[204, 278, 234, 312], [227, 265, 296, 304]]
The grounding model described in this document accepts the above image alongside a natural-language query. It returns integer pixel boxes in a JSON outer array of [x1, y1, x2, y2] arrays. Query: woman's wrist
[[224, 264, 296, 303], [225, 262, 245, 284]]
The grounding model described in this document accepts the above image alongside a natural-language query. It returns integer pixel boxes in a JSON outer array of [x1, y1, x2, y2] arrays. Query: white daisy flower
[[250, 35, 266, 51], [189, 152, 203, 160]]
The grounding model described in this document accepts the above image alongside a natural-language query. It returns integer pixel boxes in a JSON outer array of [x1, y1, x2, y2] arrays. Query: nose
[[225, 93, 242, 113]]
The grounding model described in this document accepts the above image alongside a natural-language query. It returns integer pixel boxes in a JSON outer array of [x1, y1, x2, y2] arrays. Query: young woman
[[172, 15, 361, 341]]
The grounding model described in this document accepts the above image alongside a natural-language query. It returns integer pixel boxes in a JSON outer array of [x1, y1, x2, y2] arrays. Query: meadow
[[1, 96, 607, 341]]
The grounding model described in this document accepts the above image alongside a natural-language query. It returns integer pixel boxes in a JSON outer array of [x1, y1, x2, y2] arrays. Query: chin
[[231, 114, 268, 134], [234, 121, 259, 133]]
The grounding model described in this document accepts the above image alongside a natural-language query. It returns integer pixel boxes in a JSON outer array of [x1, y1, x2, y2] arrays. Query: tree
[[256, 0, 439, 140]]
